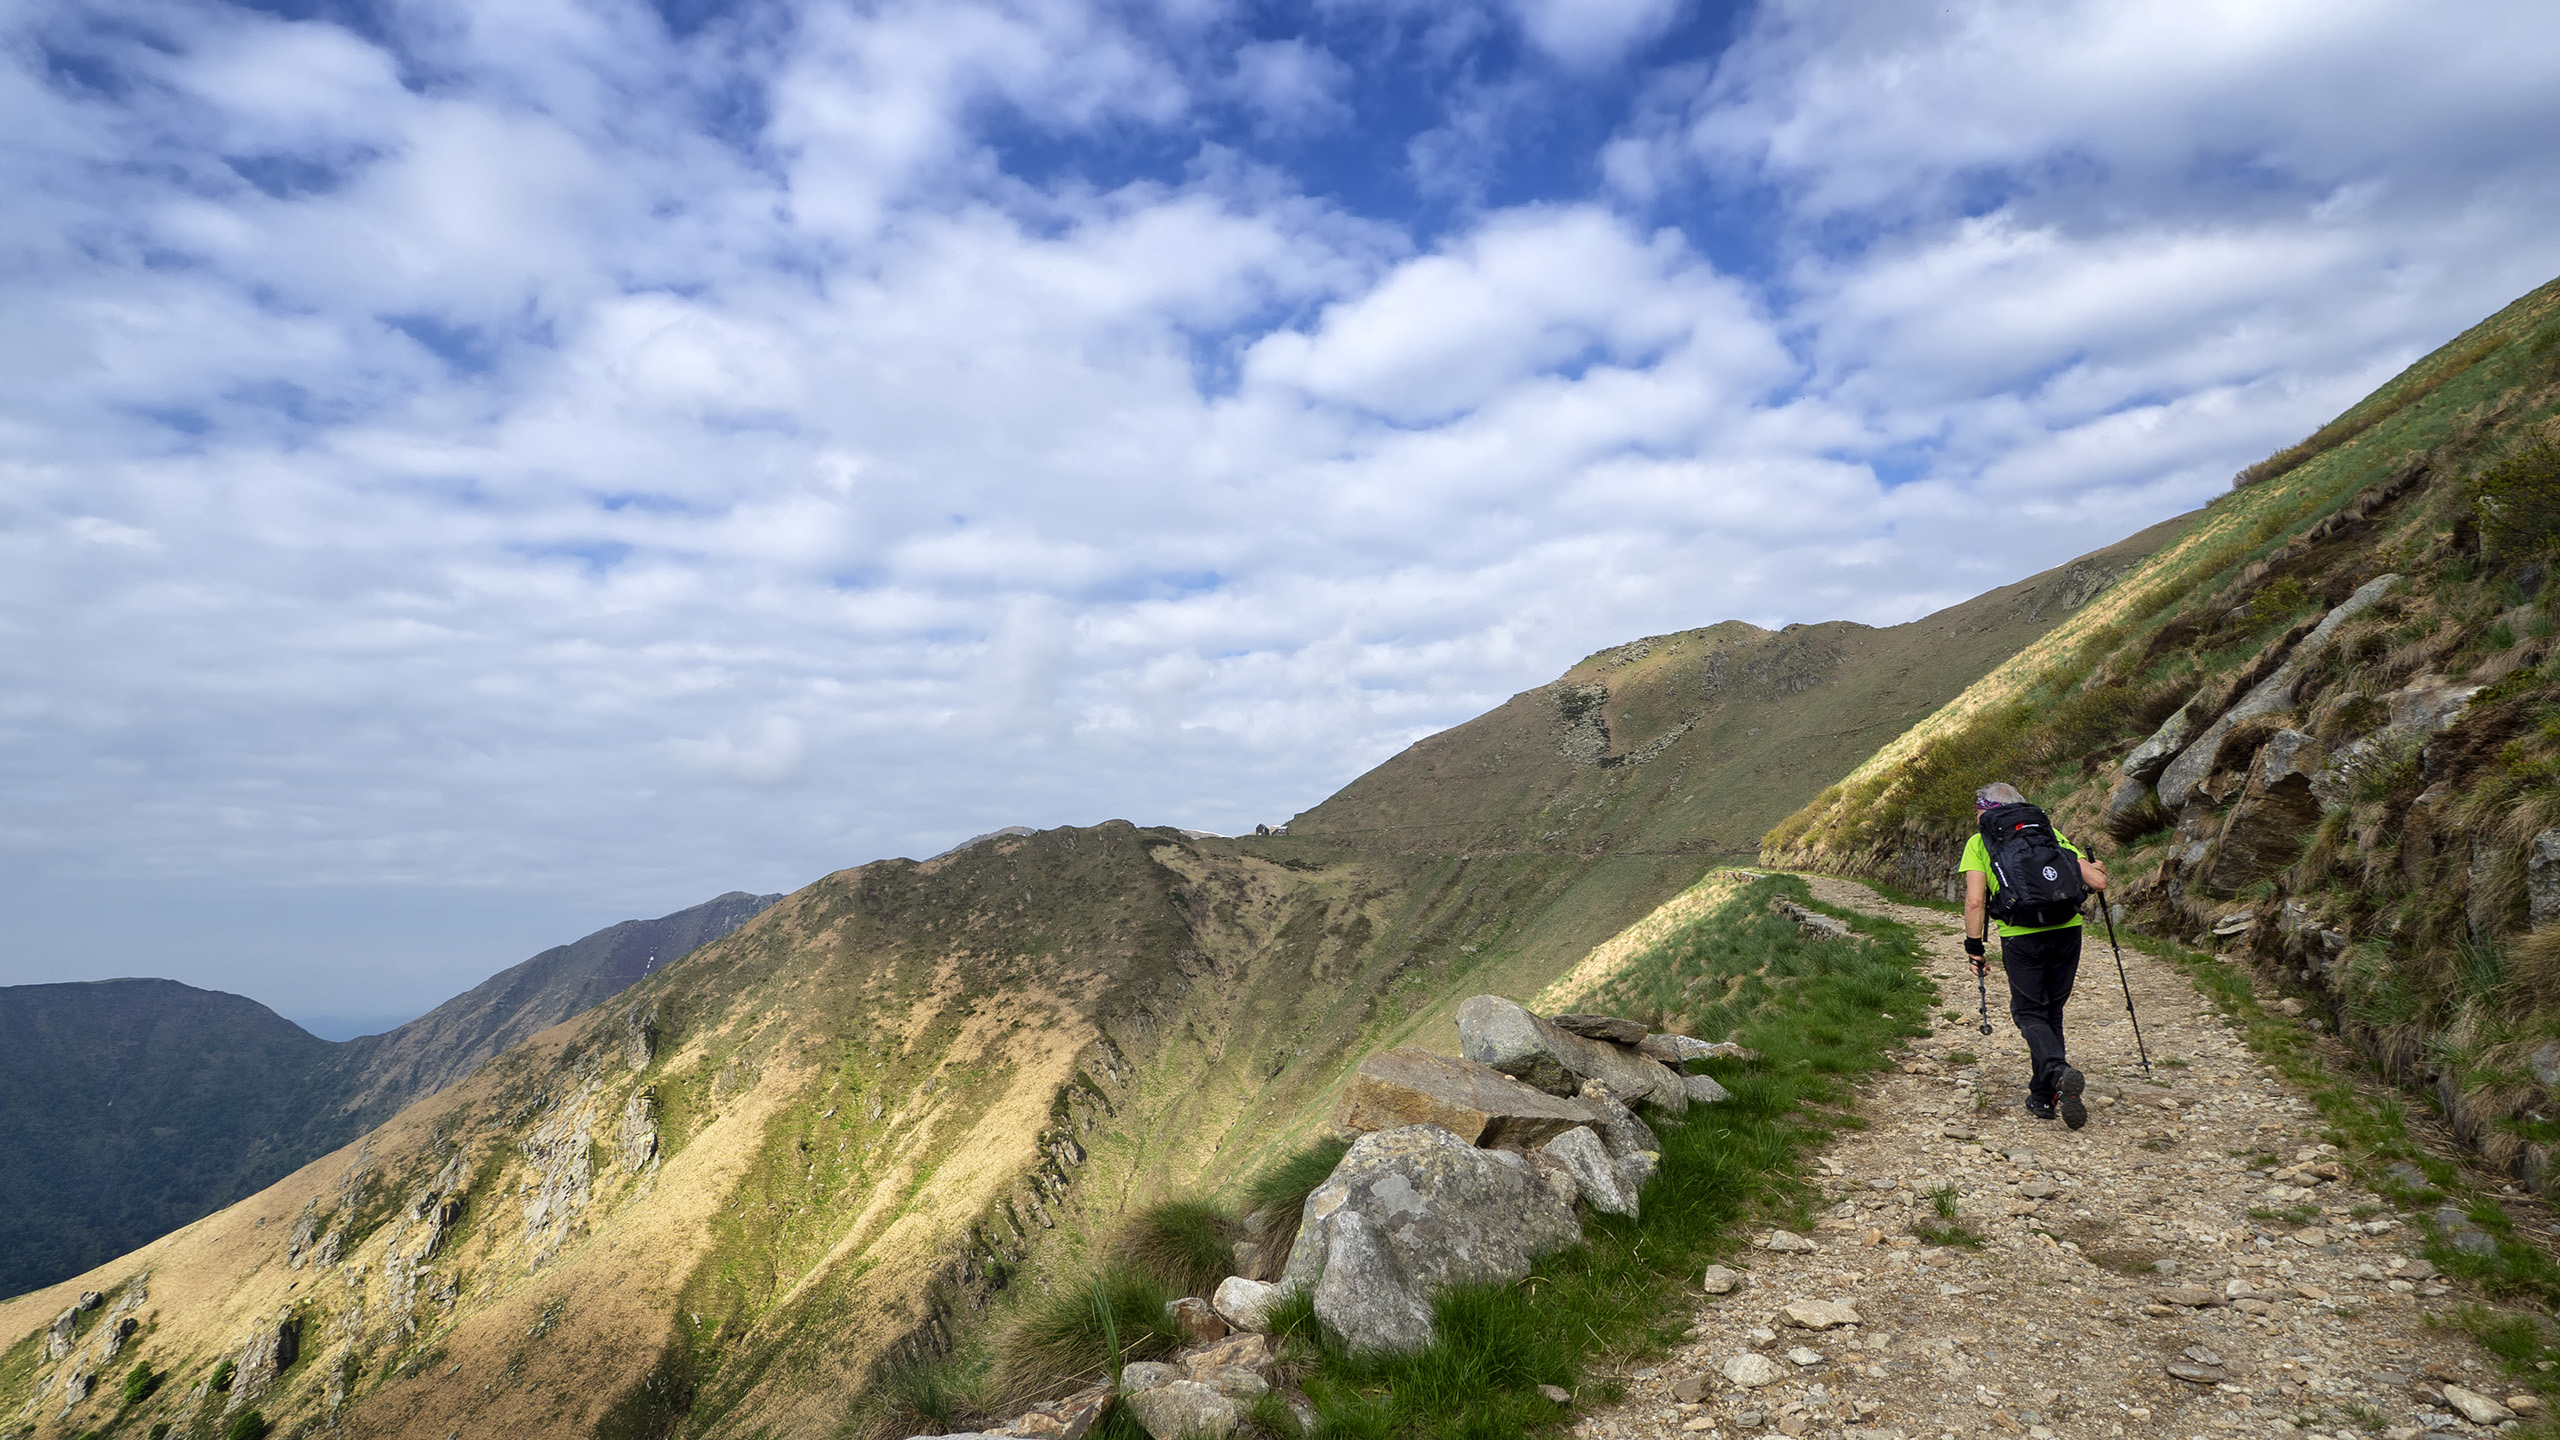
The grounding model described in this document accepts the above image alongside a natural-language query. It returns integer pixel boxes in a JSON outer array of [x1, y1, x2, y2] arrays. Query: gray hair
[[1975, 782, 2026, 807]]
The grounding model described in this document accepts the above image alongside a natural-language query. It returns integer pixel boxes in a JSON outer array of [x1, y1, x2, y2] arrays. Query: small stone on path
[[1780, 1299, 1861, 1329], [1700, 1264, 1741, 1294], [1721, 1353, 1786, 1388]]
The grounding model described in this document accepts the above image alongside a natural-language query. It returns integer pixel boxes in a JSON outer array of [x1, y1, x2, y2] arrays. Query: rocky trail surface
[[1574, 876, 2541, 1440]]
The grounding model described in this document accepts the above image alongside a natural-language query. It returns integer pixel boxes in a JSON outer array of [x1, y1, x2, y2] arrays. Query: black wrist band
[[1964, 937, 1986, 957]]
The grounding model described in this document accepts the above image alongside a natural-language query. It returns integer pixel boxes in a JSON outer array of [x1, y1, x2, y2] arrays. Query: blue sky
[[6, 0, 2560, 1029]]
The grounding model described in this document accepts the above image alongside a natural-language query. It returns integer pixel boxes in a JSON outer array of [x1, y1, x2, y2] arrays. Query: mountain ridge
[[0, 512, 2173, 1437], [0, 890, 781, 1300]]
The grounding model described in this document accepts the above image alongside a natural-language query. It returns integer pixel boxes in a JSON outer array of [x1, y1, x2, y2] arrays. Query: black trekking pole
[[1975, 961, 1992, 1036], [2100, 894, 2151, 1075]]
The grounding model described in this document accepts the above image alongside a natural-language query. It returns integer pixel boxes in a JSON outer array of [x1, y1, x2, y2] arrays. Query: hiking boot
[[2056, 1066, 2088, 1130], [2024, 1092, 2057, 1121]]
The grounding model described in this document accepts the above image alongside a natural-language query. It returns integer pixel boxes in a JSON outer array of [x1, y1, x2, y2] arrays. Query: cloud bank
[[5, 0, 2559, 1015]]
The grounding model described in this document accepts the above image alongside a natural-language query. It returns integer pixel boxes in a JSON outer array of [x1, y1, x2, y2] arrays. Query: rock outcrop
[[1334, 1048, 1599, 1149], [2156, 574, 2400, 810], [1456, 995, 1689, 1115], [2199, 729, 2324, 895], [1280, 1124, 1583, 1352]]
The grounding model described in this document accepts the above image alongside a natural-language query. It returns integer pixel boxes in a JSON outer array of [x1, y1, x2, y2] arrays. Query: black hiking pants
[[2001, 927, 2082, 1099]]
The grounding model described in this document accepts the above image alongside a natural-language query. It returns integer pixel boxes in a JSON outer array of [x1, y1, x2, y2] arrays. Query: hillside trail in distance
[[1572, 874, 2529, 1440]]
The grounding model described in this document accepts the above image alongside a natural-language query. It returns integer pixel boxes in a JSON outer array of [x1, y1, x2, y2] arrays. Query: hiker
[[1961, 782, 2110, 1129]]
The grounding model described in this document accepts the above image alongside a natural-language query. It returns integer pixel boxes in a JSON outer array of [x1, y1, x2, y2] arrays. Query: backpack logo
[[2041, 865, 2059, 881]]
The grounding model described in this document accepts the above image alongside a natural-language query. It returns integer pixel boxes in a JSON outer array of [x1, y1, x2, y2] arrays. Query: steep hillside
[[0, 518, 2181, 1439], [0, 981, 340, 1301], [1765, 271, 2560, 1192], [336, 890, 782, 1113], [0, 891, 777, 1301], [1289, 514, 2186, 862]]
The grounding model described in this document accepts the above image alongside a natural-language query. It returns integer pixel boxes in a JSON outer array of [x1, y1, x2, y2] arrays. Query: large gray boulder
[[1334, 1048, 1598, 1149], [1538, 1126, 1639, 1216], [1456, 995, 1688, 1115], [2157, 574, 2400, 811], [1280, 1124, 1583, 1352]]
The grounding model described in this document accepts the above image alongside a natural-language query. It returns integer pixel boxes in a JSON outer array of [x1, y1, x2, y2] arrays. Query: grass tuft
[[993, 1266, 1181, 1401], [1116, 1198, 1236, 1298], [1243, 1137, 1354, 1277]]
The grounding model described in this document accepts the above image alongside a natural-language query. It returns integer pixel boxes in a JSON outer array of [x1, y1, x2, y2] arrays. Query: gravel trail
[[1572, 875, 2533, 1440]]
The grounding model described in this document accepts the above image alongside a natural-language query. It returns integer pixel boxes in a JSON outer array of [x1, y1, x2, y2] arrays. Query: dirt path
[[1572, 875, 2531, 1440]]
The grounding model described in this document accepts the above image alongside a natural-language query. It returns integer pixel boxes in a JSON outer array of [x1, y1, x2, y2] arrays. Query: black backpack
[[1978, 802, 2088, 927]]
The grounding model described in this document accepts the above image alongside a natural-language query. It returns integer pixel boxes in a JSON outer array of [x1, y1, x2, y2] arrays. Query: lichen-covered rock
[[1183, 1332, 1270, 1373], [1123, 1379, 1240, 1440], [1646, 1035, 1755, 1065], [1456, 995, 1687, 1114], [2158, 574, 2399, 810], [1119, 1361, 1186, 1391], [44, 1307, 75, 1361], [1576, 1082, 1658, 1160], [1538, 1126, 1639, 1216], [1280, 1124, 1582, 1352], [1335, 1048, 1598, 1149]]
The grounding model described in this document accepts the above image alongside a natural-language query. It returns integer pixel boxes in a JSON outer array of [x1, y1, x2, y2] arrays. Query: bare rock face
[[2200, 730, 2323, 896], [1537, 1125, 1640, 1217], [2157, 574, 2400, 810], [44, 1308, 76, 1361], [616, 1089, 660, 1172], [1549, 1014, 1648, 1044], [1334, 1048, 1599, 1149], [1456, 995, 1688, 1115], [1280, 1124, 1582, 1353]]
